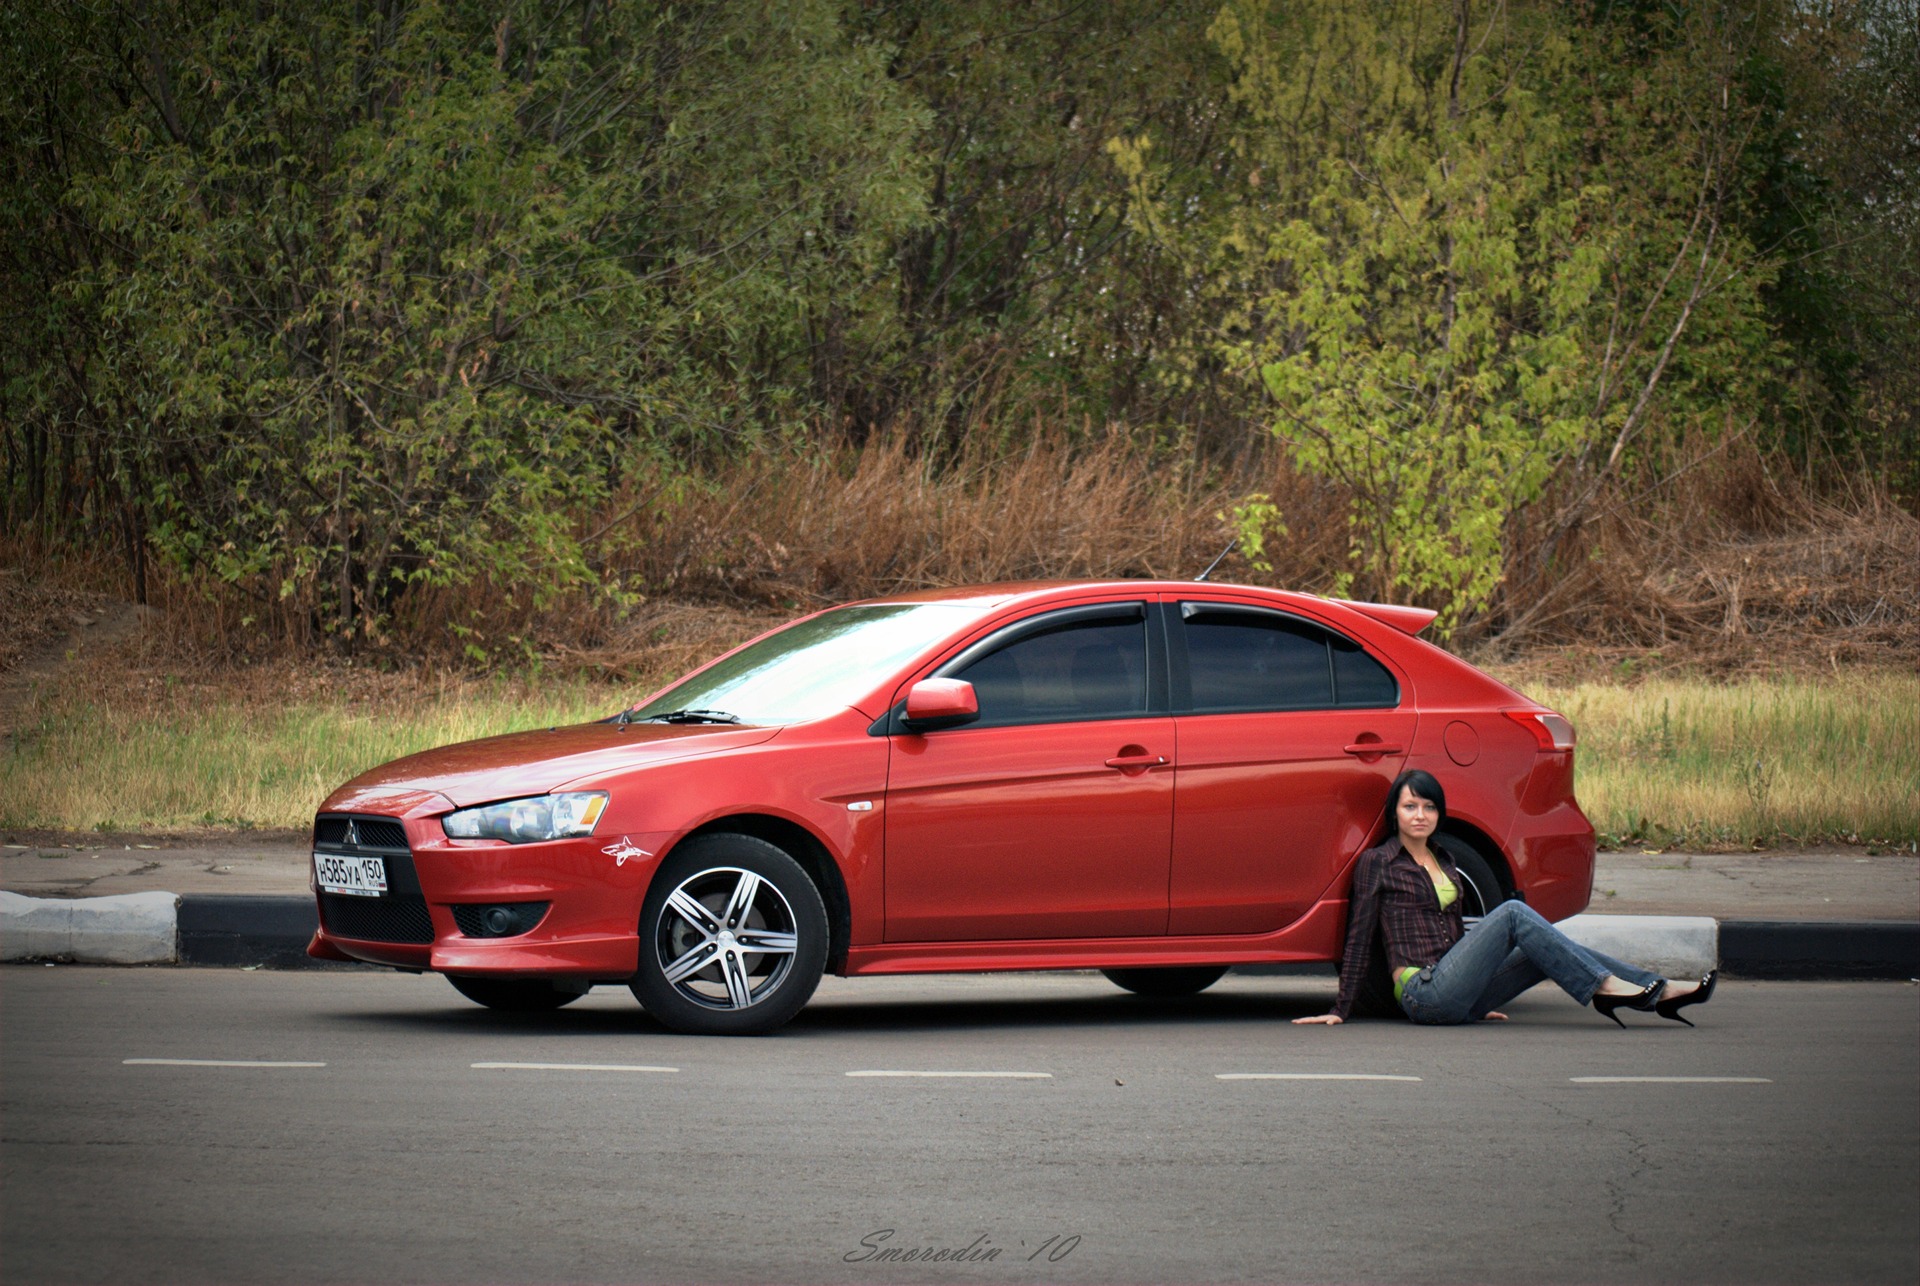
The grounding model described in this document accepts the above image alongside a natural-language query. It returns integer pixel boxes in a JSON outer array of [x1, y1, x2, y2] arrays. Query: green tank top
[[1394, 866, 1458, 1002]]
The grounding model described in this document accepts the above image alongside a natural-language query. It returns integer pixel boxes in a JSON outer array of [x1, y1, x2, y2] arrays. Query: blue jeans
[[1399, 901, 1663, 1025]]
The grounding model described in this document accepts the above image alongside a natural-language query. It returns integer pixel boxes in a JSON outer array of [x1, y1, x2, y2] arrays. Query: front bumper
[[307, 809, 664, 978]]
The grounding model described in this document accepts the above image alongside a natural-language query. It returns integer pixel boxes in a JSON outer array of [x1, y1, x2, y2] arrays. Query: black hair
[[1385, 768, 1446, 825]]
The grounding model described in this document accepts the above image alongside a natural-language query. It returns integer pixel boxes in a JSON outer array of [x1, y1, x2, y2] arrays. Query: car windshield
[[625, 603, 986, 726]]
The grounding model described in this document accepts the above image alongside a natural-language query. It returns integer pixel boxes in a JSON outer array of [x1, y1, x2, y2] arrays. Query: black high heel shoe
[[1654, 971, 1718, 1027], [1591, 980, 1663, 1028]]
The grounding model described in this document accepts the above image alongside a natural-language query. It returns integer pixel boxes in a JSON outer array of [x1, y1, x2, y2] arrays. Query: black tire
[[1101, 965, 1230, 997], [629, 834, 828, 1036], [446, 974, 581, 1012], [1435, 835, 1508, 922]]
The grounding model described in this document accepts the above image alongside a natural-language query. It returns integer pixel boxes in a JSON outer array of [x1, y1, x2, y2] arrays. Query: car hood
[[331, 723, 781, 809]]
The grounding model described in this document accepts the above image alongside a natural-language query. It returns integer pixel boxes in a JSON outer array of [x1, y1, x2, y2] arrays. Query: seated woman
[[1295, 769, 1715, 1027]]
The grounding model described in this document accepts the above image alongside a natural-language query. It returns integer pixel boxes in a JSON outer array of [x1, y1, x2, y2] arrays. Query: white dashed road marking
[[1570, 1076, 1772, 1084], [124, 1059, 326, 1068], [846, 1070, 1053, 1079], [1217, 1073, 1422, 1082], [471, 1062, 678, 1073]]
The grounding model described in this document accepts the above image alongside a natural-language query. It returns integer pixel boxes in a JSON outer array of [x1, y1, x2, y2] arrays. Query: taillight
[[1505, 709, 1576, 752]]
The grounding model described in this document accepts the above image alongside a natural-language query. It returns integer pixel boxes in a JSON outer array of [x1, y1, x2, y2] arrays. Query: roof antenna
[[1194, 538, 1238, 582]]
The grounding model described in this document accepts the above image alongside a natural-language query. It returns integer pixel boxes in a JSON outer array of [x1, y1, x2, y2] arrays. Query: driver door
[[882, 603, 1174, 942]]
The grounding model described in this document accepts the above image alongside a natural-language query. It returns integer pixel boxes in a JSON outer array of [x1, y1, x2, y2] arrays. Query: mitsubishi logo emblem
[[345, 819, 360, 847]]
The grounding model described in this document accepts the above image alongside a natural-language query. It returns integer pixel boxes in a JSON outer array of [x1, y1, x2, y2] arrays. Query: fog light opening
[[452, 901, 551, 939]]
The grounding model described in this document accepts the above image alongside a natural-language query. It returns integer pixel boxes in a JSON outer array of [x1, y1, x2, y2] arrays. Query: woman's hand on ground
[[1481, 1011, 1508, 1021], [1292, 1013, 1344, 1025]]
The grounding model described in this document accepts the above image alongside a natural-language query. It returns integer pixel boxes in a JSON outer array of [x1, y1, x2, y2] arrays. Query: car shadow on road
[[317, 982, 1343, 1038], [788, 990, 1330, 1035]]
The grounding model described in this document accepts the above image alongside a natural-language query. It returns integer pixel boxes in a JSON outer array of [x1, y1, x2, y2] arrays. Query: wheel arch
[[1437, 817, 1514, 900], [677, 813, 853, 974]]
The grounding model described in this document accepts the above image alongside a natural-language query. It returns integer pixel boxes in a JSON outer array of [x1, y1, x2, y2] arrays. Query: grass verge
[[3, 664, 1915, 850], [0, 672, 621, 833], [1523, 673, 1920, 850]]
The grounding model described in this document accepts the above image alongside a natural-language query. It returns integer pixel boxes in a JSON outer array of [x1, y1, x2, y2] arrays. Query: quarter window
[[952, 617, 1148, 725], [1331, 632, 1399, 707]]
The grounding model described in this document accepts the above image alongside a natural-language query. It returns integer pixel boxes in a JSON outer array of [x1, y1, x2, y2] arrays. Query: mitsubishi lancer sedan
[[308, 581, 1594, 1034]]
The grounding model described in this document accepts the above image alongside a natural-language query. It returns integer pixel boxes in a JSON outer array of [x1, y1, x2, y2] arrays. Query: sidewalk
[[3, 830, 1916, 976]]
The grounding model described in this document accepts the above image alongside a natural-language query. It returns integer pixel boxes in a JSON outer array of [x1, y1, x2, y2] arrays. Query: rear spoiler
[[1342, 600, 1438, 636]]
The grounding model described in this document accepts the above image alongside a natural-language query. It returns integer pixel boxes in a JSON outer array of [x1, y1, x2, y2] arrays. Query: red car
[[309, 581, 1593, 1033]]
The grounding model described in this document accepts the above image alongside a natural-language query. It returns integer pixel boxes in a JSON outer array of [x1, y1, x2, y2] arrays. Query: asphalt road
[[4, 968, 1916, 1284]]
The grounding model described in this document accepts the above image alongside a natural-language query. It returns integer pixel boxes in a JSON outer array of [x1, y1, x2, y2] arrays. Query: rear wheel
[[1437, 837, 1507, 922], [629, 834, 828, 1036], [1101, 965, 1230, 997], [446, 975, 580, 1012]]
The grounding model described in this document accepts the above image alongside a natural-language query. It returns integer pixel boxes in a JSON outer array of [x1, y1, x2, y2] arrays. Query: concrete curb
[[1721, 920, 1920, 980], [177, 895, 336, 969], [1, 890, 180, 964], [1560, 913, 1717, 978], [2, 892, 1916, 979]]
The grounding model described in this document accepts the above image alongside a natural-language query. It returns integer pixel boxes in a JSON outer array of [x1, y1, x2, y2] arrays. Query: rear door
[[882, 602, 1174, 941], [1166, 601, 1416, 934]]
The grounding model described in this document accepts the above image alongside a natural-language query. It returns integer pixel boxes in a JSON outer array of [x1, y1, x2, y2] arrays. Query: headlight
[[442, 792, 608, 843]]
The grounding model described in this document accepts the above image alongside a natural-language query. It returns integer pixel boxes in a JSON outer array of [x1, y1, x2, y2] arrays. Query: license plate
[[315, 852, 388, 897]]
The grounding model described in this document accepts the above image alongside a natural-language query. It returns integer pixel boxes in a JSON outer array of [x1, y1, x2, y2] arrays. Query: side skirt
[[842, 899, 1346, 976]]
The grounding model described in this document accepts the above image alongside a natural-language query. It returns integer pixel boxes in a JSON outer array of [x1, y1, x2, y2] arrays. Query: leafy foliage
[[5, 0, 928, 645], [1, 0, 1910, 653], [1115, 0, 1786, 631]]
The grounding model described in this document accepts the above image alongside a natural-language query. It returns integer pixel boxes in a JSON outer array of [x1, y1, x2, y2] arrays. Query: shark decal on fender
[[601, 836, 654, 867]]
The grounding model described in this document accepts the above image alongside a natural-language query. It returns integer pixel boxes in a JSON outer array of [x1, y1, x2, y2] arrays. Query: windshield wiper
[[638, 708, 744, 725]]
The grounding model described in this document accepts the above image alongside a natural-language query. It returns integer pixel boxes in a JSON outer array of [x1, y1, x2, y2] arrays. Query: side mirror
[[901, 678, 979, 732]]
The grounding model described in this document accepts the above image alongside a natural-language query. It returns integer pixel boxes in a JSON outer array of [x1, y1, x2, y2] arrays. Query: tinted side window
[[1330, 632, 1398, 707], [1185, 616, 1334, 710], [954, 619, 1148, 725]]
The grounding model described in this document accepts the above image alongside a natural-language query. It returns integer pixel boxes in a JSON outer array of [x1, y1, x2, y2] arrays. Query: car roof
[[850, 580, 1439, 637]]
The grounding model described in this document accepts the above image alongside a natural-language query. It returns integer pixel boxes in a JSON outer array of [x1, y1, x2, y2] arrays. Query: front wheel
[[629, 834, 828, 1036], [1101, 965, 1229, 997], [447, 975, 581, 1012]]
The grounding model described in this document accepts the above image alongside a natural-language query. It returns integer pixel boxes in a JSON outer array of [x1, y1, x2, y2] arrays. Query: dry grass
[[1512, 672, 1920, 849], [1486, 438, 1920, 675], [0, 664, 628, 831], [607, 431, 1308, 601], [443, 429, 1351, 676], [15, 426, 1911, 679]]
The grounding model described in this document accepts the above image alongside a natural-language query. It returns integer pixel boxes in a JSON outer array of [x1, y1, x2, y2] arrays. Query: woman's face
[[1395, 785, 1440, 844]]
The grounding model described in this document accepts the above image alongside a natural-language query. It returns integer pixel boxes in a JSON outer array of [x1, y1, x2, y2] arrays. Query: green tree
[[1114, 0, 1785, 632], [4, 0, 929, 645]]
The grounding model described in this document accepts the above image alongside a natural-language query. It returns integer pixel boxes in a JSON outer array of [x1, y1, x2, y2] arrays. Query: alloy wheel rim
[[654, 866, 799, 1010]]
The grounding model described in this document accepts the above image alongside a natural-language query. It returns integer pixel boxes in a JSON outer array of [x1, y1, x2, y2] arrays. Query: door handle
[[1104, 753, 1169, 770], [1344, 743, 1403, 756]]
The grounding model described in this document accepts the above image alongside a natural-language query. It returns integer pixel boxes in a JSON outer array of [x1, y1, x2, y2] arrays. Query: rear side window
[[1180, 605, 1398, 711], [1185, 614, 1332, 709], [953, 617, 1148, 726]]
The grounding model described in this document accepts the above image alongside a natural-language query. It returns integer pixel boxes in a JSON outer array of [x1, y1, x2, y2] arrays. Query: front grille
[[313, 812, 430, 944], [313, 816, 408, 849], [319, 892, 435, 944]]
